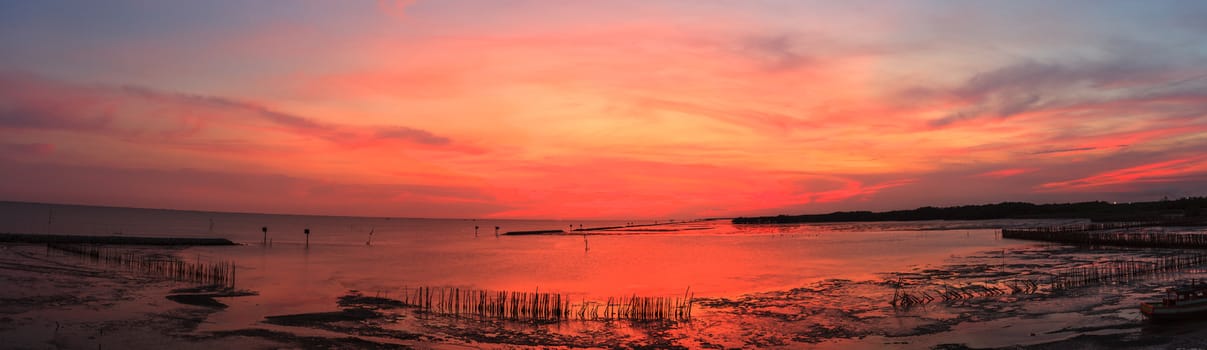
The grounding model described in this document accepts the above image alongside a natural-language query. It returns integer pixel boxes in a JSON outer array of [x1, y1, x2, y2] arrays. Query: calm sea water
[[1, 201, 1085, 340]]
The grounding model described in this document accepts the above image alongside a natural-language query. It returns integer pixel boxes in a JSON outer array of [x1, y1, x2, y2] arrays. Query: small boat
[[1140, 283, 1207, 321]]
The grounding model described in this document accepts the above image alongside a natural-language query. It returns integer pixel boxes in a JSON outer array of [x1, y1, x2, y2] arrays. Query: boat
[[1140, 283, 1207, 321]]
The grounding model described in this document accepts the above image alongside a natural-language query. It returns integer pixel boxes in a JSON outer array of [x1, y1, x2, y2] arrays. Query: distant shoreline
[[0, 232, 236, 246], [733, 197, 1207, 224]]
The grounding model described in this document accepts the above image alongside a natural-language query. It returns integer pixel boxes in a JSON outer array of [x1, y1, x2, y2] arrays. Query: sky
[[1, 1, 1206, 219]]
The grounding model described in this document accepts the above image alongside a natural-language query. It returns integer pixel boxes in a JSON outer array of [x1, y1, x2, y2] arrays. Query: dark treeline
[[733, 197, 1207, 224]]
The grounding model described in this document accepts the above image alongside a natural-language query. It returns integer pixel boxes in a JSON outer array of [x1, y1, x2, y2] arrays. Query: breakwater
[[1050, 254, 1207, 290], [1002, 223, 1207, 248]]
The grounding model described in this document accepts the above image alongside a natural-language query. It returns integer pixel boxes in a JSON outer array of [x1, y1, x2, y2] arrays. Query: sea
[[0, 201, 1054, 298]]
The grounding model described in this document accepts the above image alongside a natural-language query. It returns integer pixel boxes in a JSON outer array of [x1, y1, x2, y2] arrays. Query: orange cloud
[[4, 3, 1207, 218]]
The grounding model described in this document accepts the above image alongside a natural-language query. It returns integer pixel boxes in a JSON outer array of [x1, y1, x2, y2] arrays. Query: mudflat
[[0, 244, 373, 349]]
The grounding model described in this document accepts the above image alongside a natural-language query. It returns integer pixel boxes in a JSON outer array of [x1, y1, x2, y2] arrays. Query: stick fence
[[47, 243, 236, 288], [395, 286, 693, 322]]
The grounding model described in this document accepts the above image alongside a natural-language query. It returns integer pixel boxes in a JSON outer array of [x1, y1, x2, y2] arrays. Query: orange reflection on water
[[193, 220, 1020, 332]]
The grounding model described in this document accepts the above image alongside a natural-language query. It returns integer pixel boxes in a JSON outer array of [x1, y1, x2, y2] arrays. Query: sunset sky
[[1, 1, 1205, 219]]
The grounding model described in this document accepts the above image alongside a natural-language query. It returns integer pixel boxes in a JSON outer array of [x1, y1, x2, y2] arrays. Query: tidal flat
[[7, 240, 1207, 349], [2, 203, 1207, 348]]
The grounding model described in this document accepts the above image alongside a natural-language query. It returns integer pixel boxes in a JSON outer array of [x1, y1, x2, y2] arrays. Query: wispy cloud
[[0, 142, 55, 156], [0, 158, 502, 218], [1029, 147, 1099, 155], [740, 34, 813, 71], [0, 72, 466, 152], [375, 126, 451, 145], [976, 168, 1034, 178], [377, 0, 417, 19], [926, 49, 1207, 129], [1040, 156, 1207, 191]]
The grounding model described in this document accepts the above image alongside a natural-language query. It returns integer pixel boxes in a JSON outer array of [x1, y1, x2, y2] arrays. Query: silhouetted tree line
[[732, 197, 1207, 224]]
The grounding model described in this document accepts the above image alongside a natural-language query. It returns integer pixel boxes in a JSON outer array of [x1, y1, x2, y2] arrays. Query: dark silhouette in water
[[366, 228, 374, 246], [495, 226, 500, 237], [475, 225, 479, 237], [261, 226, 268, 245], [304, 228, 311, 249]]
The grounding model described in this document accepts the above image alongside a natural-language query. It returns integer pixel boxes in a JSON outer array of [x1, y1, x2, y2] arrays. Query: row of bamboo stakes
[[47, 243, 236, 288], [1003, 229, 1207, 248], [1001, 222, 1207, 248], [1051, 254, 1207, 290], [893, 253, 1207, 308], [397, 286, 693, 322], [1003, 221, 1161, 234]]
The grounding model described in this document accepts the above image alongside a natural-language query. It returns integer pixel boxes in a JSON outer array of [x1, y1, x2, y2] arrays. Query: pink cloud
[[976, 168, 1034, 178], [0, 72, 475, 154], [1040, 157, 1207, 191]]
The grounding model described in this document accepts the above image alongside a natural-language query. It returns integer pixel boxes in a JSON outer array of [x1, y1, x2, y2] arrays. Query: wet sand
[[0, 244, 358, 349]]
